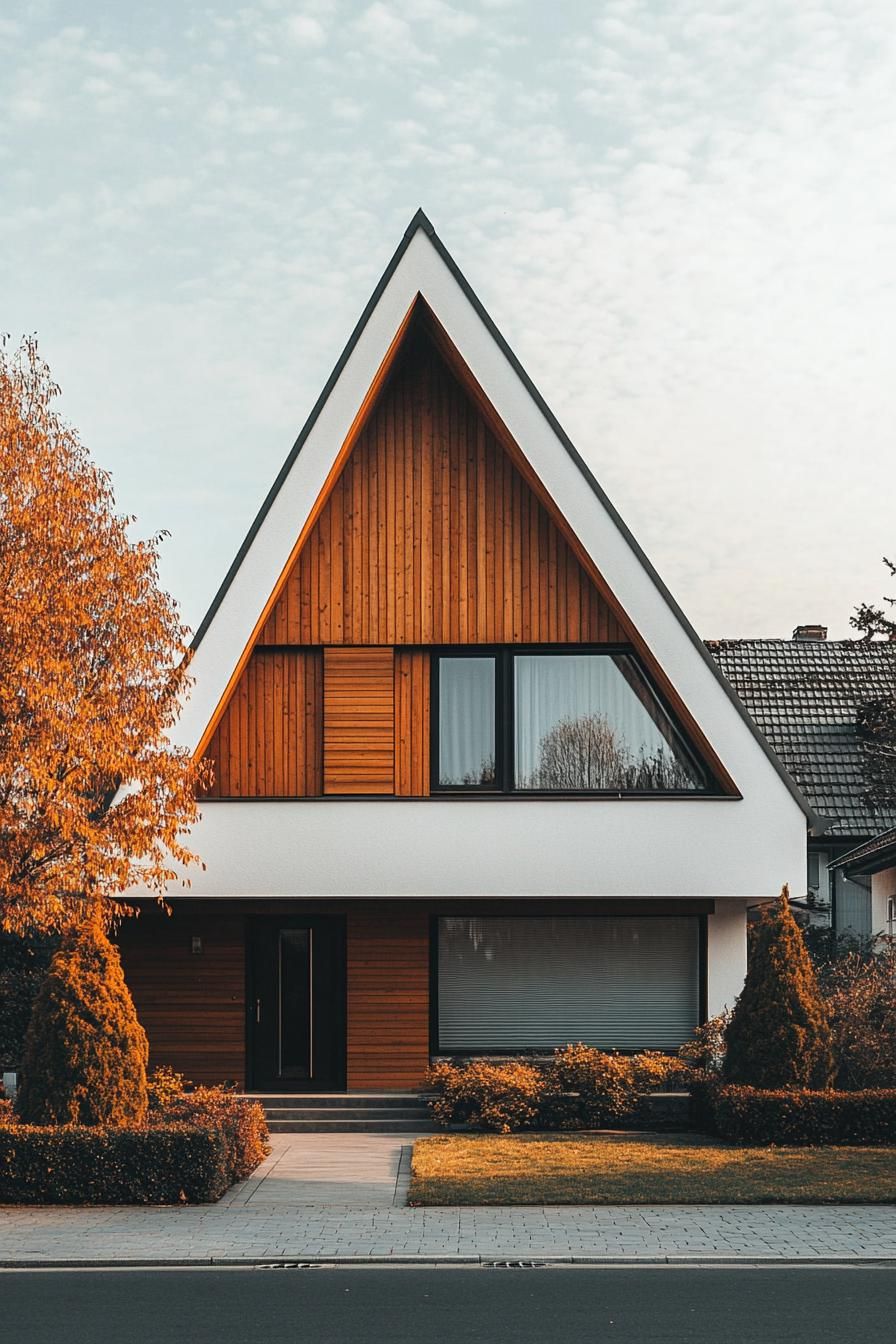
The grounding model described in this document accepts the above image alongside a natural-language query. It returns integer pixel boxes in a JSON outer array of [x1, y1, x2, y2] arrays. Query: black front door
[[248, 917, 346, 1090]]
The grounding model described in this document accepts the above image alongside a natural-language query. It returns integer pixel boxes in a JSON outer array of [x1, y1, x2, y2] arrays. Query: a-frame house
[[118, 212, 811, 1092]]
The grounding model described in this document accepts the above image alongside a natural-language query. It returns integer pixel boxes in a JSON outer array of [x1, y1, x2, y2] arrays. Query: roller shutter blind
[[437, 916, 700, 1050]]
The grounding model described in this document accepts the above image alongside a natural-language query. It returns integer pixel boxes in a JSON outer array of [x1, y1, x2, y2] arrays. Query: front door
[[248, 917, 346, 1090]]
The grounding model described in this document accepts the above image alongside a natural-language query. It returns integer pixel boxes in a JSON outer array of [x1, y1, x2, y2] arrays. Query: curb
[[2, 1254, 896, 1269]]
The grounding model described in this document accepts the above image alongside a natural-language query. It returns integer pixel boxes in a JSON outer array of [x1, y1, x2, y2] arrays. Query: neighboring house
[[831, 828, 896, 939], [117, 212, 810, 1092], [708, 633, 896, 940]]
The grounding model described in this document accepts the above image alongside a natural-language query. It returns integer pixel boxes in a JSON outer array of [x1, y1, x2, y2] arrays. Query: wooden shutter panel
[[323, 647, 395, 795]]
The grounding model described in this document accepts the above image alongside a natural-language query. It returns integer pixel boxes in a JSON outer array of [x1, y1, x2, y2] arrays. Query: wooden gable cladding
[[199, 648, 322, 798], [323, 646, 395, 795], [258, 332, 622, 647], [394, 650, 430, 796]]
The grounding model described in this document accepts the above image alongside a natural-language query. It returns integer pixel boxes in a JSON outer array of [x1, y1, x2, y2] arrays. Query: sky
[[3, 0, 894, 641]]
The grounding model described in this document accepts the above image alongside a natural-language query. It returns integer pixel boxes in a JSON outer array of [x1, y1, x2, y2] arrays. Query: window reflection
[[514, 654, 704, 791]]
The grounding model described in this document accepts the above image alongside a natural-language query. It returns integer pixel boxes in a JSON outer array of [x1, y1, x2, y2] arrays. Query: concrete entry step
[[264, 1106, 427, 1121], [266, 1118, 434, 1133], [245, 1091, 436, 1133], [245, 1093, 427, 1109]]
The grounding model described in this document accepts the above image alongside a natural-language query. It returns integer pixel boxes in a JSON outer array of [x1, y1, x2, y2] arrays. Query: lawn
[[409, 1132, 896, 1205]]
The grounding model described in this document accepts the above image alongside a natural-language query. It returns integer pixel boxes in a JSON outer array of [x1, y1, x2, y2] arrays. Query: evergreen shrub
[[16, 911, 149, 1126], [724, 887, 834, 1089]]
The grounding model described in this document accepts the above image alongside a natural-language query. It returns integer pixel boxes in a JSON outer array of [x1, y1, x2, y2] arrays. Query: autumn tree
[[0, 335, 206, 936], [724, 886, 835, 1089]]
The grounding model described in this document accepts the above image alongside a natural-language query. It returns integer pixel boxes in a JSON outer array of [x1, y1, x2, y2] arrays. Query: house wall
[[346, 909, 430, 1089], [118, 898, 743, 1091], [180, 798, 805, 904], [871, 865, 896, 938], [117, 908, 246, 1086], [705, 900, 748, 1017]]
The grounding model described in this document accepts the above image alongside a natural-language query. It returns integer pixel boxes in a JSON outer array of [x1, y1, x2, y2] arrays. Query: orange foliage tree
[[0, 335, 207, 936]]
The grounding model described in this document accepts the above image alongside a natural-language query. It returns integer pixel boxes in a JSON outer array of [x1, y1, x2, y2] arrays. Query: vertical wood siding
[[323, 647, 395, 795], [394, 650, 430, 796], [118, 912, 246, 1087], [259, 336, 621, 647], [346, 909, 431, 1089], [200, 649, 322, 798]]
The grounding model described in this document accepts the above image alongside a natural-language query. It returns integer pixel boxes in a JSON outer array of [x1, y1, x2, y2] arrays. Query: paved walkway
[[2, 1135, 896, 1265], [219, 1133, 414, 1208]]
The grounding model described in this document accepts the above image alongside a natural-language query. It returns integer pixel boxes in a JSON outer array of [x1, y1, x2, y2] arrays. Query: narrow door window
[[279, 928, 312, 1079]]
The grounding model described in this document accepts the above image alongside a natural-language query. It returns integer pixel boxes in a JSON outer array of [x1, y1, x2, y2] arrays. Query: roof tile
[[707, 638, 896, 839]]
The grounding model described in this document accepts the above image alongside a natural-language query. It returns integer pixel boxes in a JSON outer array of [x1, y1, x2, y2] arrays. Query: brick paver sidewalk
[[2, 1135, 895, 1265]]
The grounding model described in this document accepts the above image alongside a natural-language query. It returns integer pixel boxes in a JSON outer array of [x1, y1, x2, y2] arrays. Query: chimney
[[792, 624, 828, 641]]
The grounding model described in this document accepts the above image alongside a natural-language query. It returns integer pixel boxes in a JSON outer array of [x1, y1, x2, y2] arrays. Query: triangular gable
[[181, 210, 817, 825], [256, 312, 624, 649]]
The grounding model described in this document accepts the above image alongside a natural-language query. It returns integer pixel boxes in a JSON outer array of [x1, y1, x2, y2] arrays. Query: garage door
[[437, 916, 701, 1051]]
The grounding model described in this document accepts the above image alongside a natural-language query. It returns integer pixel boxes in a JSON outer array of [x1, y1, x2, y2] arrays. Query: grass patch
[[409, 1132, 896, 1205]]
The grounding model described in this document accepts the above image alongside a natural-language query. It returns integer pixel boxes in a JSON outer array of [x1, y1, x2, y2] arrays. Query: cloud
[[352, 2, 434, 63], [285, 14, 327, 49], [2, 0, 894, 640]]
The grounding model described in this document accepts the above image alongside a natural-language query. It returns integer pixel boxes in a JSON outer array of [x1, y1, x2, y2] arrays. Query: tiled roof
[[829, 826, 896, 873], [707, 638, 896, 839]]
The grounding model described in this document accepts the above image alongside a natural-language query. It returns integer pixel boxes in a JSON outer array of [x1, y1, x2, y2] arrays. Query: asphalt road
[[4, 1265, 894, 1343]]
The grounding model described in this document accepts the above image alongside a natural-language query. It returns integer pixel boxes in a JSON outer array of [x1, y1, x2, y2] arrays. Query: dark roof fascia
[[830, 828, 896, 876], [189, 207, 816, 827]]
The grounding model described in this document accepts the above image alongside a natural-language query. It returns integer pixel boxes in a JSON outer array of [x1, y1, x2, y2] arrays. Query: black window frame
[[430, 649, 503, 792], [430, 644, 718, 797]]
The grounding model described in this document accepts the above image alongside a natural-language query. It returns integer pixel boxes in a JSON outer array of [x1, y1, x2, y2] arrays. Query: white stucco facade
[[872, 865, 896, 938]]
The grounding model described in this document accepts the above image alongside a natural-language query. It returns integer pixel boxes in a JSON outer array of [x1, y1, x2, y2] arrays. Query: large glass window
[[437, 656, 496, 786], [433, 649, 708, 793], [437, 916, 701, 1050], [514, 653, 704, 791]]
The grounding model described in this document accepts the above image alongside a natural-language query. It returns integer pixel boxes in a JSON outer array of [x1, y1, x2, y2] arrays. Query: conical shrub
[[723, 886, 835, 1089], [15, 909, 149, 1126]]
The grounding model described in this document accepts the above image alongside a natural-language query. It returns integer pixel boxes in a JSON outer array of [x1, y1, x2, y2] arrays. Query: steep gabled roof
[[181, 209, 816, 827], [708, 637, 896, 839]]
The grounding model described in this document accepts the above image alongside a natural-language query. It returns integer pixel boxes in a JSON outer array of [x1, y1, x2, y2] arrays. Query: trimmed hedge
[[163, 1088, 269, 1183], [426, 1060, 542, 1133], [0, 1124, 231, 1204], [711, 1086, 896, 1146], [424, 1046, 684, 1133], [541, 1044, 646, 1130], [0, 1087, 270, 1204]]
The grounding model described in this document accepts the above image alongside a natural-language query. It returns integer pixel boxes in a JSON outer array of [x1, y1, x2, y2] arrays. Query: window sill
[[198, 791, 742, 802]]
